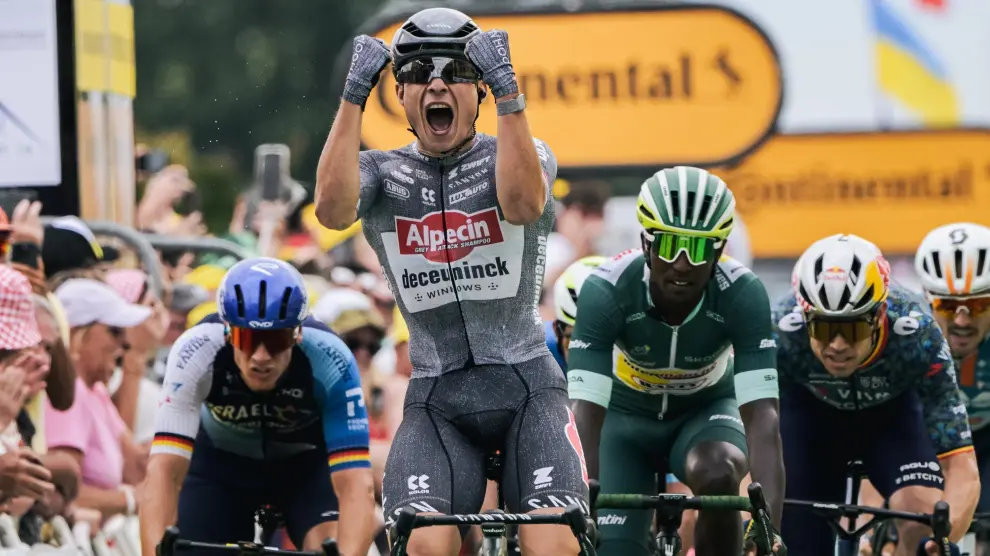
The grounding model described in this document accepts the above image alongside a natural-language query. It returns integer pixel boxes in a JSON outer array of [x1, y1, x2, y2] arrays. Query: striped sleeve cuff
[[937, 445, 975, 460], [151, 433, 195, 458], [328, 447, 371, 472]]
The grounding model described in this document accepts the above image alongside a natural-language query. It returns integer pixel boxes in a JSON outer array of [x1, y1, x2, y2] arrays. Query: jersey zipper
[[657, 326, 679, 420], [437, 157, 475, 366]]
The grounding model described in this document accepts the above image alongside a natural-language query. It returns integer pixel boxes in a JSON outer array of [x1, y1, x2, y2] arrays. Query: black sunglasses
[[345, 338, 382, 356], [395, 57, 480, 85]]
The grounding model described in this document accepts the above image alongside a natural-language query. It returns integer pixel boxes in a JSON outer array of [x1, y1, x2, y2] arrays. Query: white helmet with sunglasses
[[793, 234, 891, 318], [915, 223, 990, 298]]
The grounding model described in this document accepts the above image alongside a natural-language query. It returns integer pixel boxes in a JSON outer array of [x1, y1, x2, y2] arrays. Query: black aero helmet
[[391, 8, 481, 73]]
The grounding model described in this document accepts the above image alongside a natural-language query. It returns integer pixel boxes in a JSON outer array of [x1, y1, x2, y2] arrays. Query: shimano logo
[[248, 321, 273, 329]]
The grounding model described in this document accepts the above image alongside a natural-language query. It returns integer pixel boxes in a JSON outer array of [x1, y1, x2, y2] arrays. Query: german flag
[[151, 433, 195, 458], [328, 447, 371, 471]]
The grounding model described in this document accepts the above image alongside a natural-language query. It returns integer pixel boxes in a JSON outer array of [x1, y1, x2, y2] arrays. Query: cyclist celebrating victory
[[774, 234, 977, 556], [568, 167, 785, 556], [916, 223, 990, 513], [141, 258, 376, 556], [315, 7, 588, 556]]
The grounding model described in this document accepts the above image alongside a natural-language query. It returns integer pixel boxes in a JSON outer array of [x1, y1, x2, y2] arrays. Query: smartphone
[[253, 144, 290, 201], [262, 153, 281, 201], [137, 149, 169, 174]]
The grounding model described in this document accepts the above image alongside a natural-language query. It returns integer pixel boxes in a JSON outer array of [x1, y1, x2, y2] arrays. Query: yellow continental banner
[[107, 3, 135, 97], [713, 130, 990, 257], [74, 0, 104, 92], [363, 6, 782, 169]]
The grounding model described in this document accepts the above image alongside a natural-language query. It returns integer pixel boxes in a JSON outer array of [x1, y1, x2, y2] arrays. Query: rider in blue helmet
[[143, 256, 377, 556], [217, 257, 309, 391]]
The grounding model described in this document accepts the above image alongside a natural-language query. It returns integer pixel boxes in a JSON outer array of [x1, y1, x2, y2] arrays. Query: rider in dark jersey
[[315, 8, 588, 556], [775, 234, 975, 555]]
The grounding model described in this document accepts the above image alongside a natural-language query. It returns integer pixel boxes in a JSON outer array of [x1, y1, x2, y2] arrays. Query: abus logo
[[396, 208, 504, 263], [384, 179, 410, 199]]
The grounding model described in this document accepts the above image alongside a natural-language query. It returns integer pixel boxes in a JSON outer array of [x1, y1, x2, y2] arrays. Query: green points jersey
[[567, 250, 778, 417]]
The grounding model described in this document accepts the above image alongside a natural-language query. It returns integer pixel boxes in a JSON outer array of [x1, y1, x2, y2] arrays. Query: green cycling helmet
[[636, 166, 736, 242]]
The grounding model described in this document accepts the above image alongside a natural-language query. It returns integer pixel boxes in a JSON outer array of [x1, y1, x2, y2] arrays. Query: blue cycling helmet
[[217, 257, 309, 329]]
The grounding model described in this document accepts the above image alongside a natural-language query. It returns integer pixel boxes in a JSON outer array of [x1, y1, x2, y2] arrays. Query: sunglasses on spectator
[[929, 294, 990, 319], [344, 338, 381, 356], [227, 326, 298, 355]]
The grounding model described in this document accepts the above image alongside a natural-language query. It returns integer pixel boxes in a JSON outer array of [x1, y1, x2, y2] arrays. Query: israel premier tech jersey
[[151, 315, 371, 472], [567, 250, 779, 417], [772, 287, 974, 457]]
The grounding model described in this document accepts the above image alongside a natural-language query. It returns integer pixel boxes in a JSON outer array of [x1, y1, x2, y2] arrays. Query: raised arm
[[315, 36, 390, 231], [465, 30, 549, 224]]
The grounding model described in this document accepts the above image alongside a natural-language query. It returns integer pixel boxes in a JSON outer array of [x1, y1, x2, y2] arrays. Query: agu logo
[[564, 407, 589, 485], [395, 208, 504, 263]]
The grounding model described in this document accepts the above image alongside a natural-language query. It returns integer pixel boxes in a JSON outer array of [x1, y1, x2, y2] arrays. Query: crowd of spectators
[[0, 155, 623, 554]]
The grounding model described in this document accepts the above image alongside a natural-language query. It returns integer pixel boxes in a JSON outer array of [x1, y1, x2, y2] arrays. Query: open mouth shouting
[[424, 101, 455, 136]]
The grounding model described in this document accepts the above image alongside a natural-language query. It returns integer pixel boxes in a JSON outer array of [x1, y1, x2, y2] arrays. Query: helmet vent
[[849, 257, 862, 281], [954, 249, 965, 280], [718, 217, 733, 231], [798, 283, 813, 307], [638, 204, 656, 224], [853, 286, 874, 310], [568, 286, 579, 304], [978, 249, 988, 276], [931, 252, 944, 278], [278, 288, 293, 321], [233, 285, 246, 318], [258, 280, 268, 319], [669, 191, 681, 220]]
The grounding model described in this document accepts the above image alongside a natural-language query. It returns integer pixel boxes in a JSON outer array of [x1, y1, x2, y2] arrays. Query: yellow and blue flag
[[871, 0, 959, 126]]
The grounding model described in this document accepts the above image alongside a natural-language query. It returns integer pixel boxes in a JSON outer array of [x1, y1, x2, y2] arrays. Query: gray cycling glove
[[465, 30, 518, 99], [342, 35, 391, 109]]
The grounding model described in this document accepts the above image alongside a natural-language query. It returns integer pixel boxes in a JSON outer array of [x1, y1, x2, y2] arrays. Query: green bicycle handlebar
[[595, 494, 753, 512]]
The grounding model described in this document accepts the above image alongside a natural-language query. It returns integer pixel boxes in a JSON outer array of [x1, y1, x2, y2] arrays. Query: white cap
[[55, 278, 153, 328]]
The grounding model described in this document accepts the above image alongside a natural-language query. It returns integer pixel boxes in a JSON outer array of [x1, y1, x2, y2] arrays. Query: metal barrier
[[39, 218, 252, 300], [140, 234, 252, 263]]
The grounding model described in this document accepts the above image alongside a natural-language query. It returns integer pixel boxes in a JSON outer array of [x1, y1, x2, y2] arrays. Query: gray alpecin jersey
[[357, 133, 557, 377]]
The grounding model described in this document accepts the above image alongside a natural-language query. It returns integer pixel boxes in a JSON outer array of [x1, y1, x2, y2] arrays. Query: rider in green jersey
[[568, 167, 784, 556]]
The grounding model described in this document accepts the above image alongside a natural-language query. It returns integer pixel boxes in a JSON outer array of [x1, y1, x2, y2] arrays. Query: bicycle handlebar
[[595, 493, 753, 512], [784, 499, 954, 555], [389, 504, 594, 556], [159, 527, 340, 556]]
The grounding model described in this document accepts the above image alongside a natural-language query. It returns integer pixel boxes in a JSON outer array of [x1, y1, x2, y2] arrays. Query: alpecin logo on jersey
[[396, 208, 504, 263]]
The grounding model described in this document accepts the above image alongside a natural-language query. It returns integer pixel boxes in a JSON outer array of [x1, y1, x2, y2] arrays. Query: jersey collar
[[643, 264, 706, 325]]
